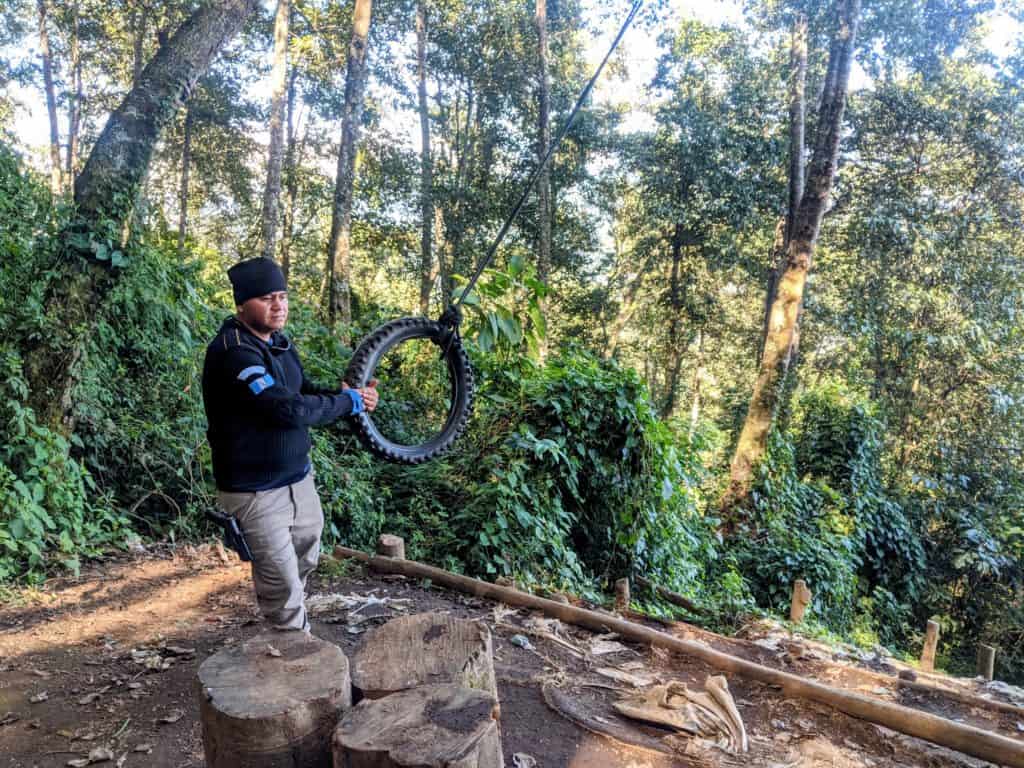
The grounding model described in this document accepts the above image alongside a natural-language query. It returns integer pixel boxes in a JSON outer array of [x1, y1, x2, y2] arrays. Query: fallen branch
[[335, 544, 1024, 768], [635, 576, 703, 615]]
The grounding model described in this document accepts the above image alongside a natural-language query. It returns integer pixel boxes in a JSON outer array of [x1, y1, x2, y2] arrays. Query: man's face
[[238, 291, 288, 335]]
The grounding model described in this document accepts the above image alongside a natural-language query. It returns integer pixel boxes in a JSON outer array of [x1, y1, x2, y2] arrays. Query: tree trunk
[[784, 14, 808, 247], [689, 329, 704, 438], [723, 0, 860, 515], [758, 16, 807, 362], [660, 224, 686, 421], [325, 0, 373, 338], [433, 205, 447, 300], [416, 1, 434, 316], [605, 249, 657, 359], [24, 0, 258, 431], [534, 0, 551, 359], [259, 0, 291, 261], [280, 66, 300, 280], [132, 2, 146, 88], [36, 0, 62, 195], [178, 106, 193, 255], [65, 0, 82, 183]]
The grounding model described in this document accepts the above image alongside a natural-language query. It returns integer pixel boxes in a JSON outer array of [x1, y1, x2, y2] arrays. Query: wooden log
[[377, 534, 405, 559], [635, 575, 702, 614], [350, 613, 497, 701], [333, 683, 502, 768], [635, 607, 1024, 718], [614, 578, 630, 612], [198, 631, 351, 768], [977, 644, 996, 682], [789, 579, 812, 623], [334, 545, 1024, 768], [920, 620, 940, 673]]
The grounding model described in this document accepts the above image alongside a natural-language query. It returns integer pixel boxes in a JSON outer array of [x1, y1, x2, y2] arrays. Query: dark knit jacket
[[201, 317, 358, 492]]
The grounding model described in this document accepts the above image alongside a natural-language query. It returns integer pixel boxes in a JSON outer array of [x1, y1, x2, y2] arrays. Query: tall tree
[[131, 5, 144, 88], [65, 0, 83, 183], [325, 0, 373, 336], [723, 0, 861, 514], [416, 0, 434, 315], [178, 104, 193, 255], [759, 12, 807, 360], [534, 0, 551, 357], [660, 223, 686, 419], [24, 0, 259, 430], [279, 67, 300, 279], [36, 0, 62, 195], [259, 0, 291, 261]]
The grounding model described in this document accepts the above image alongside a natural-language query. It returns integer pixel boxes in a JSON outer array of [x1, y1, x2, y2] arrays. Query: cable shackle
[[450, 0, 644, 309]]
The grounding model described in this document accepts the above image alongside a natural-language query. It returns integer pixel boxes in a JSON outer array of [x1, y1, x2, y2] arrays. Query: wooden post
[[198, 631, 351, 768], [977, 644, 996, 681], [615, 578, 630, 613], [920, 620, 940, 673], [789, 579, 812, 623], [377, 534, 405, 559]]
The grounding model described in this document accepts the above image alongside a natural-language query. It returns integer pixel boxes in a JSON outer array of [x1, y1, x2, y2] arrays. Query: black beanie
[[227, 258, 287, 305]]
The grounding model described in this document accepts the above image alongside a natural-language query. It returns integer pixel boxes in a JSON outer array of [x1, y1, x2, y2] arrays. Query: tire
[[344, 316, 474, 464]]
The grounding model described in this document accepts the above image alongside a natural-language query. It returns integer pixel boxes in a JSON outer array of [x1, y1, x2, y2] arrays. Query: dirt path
[[0, 548, 1019, 767]]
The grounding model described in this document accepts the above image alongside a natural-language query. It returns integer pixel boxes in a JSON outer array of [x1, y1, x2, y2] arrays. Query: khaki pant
[[217, 472, 323, 632]]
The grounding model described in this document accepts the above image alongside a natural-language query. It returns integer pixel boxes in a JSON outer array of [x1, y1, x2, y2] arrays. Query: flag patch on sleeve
[[248, 374, 275, 395], [237, 365, 266, 381]]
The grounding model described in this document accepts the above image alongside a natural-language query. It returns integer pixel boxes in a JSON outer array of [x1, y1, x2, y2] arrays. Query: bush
[[731, 383, 926, 634]]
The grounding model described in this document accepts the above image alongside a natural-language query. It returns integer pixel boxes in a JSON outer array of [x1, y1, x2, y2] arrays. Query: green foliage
[[446, 350, 712, 592], [733, 383, 926, 635], [457, 254, 548, 360], [0, 348, 125, 581], [0, 147, 125, 580], [737, 428, 861, 628]]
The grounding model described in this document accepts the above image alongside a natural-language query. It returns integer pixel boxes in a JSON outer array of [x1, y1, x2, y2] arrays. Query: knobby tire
[[344, 317, 474, 464]]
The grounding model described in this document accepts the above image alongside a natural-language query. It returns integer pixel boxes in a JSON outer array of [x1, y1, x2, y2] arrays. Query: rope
[[445, 0, 644, 319]]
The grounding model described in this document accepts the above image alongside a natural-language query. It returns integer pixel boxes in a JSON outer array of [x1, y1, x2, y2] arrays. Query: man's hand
[[342, 378, 379, 413]]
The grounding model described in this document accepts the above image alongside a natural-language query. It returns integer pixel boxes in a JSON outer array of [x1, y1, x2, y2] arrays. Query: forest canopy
[[0, 0, 1022, 684]]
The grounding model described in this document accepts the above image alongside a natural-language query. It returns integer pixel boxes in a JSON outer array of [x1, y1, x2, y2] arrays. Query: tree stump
[[350, 613, 497, 701], [977, 644, 996, 681], [197, 632, 351, 768], [377, 534, 406, 559], [333, 683, 502, 768], [789, 579, 812, 623]]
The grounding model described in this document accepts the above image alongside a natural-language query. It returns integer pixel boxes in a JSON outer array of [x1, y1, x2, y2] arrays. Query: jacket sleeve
[[299, 369, 338, 397], [222, 345, 357, 427]]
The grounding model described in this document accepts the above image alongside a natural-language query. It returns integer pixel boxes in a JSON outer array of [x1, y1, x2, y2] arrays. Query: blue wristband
[[344, 388, 364, 415]]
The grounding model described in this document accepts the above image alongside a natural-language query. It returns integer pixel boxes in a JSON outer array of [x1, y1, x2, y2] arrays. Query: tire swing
[[345, 1, 643, 465], [345, 310, 473, 465]]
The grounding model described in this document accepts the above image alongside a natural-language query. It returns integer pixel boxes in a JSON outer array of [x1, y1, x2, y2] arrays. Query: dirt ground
[[1, 546, 1022, 768]]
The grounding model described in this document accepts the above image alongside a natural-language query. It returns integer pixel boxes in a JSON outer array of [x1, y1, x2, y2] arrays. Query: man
[[201, 257, 378, 632]]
